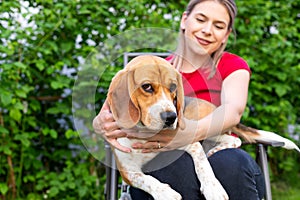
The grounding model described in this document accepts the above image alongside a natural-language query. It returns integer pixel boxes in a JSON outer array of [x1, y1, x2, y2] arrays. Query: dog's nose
[[160, 111, 177, 127]]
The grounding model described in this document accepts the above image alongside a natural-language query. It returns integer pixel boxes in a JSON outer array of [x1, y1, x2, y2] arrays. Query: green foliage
[[272, 180, 300, 200], [0, 0, 299, 199], [232, 1, 300, 184]]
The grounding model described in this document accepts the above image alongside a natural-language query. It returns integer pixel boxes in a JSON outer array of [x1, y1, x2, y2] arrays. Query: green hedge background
[[0, 0, 299, 199]]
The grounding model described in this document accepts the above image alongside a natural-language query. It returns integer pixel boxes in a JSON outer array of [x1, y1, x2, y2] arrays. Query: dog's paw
[[201, 181, 229, 200], [151, 184, 182, 200]]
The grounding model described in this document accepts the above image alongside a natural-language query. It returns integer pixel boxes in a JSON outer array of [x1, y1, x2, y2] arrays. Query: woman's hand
[[131, 119, 199, 153], [130, 129, 179, 153], [92, 101, 131, 153]]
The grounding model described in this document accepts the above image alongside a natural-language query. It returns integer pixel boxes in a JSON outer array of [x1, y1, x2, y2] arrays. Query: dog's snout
[[160, 111, 177, 127]]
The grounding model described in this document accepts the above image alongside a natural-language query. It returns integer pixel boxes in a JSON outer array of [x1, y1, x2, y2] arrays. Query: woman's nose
[[201, 23, 212, 35]]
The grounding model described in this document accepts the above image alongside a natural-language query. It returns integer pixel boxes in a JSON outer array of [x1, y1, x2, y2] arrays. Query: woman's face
[[181, 0, 231, 55]]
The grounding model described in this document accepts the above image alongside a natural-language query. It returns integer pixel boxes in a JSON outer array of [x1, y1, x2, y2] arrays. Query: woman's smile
[[196, 36, 213, 46]]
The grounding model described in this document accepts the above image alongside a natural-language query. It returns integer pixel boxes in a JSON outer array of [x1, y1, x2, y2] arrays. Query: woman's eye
[[196, 18, 205, 22], [215, 24, 225, 30], [142, 83, 154, 93]]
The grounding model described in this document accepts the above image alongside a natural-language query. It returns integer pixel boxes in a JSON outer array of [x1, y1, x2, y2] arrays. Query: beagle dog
[[106, 55, 300, 200]]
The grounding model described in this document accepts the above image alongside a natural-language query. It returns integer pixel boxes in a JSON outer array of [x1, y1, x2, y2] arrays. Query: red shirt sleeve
[[218, 52, 251, 80]]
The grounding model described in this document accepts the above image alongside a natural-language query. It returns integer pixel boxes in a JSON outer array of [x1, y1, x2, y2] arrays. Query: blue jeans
[[130, 148, 265, 200]]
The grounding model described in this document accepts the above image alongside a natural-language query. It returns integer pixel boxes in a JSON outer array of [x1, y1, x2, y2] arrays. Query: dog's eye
[[142, 83, 154, 93], [170, 83, 177, 93]]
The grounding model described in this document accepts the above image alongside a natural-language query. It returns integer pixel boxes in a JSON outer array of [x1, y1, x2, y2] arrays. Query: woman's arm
[[193, 69, 250, 140], [131, 69, 250, 152]]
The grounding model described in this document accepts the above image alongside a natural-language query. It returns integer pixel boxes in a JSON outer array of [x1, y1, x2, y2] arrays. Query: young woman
[[93, 0, 266, 199]]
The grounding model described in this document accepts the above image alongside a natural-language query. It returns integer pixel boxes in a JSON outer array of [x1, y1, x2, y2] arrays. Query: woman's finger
[[131, 141, 167, 152], [130, 128, 194, 153], [107, 138, 131, 153], [105, 129, 127, 139], [104, 129, 132, 152], [93, 113, 119, 134], [93, 100, 115, 133]]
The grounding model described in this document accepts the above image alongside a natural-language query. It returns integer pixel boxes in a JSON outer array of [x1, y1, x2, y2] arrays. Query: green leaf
[[14, 62, 27, 69], [46, 104, 69, 115], [48, 186, 59, 197], [78, 186, 87, 197], [61, 42, 73, 53], [14, 134, 31, 147], [15, 89, 27, 98], [50, 81, 63, 89], [42, 128, 58, 139], [0, 146, 12, 155], [50, 77, 70, 89], [0, 126, 9, 135], [49, 129, 58, 139], [0, 90, 12, 106], [69, 182, 76, 189], [35, 59, 46, 71], [23, 175, 36, 183], [9, 108, 22, 122], [65, 129, 78, 139], [0, 183, 8, 195], [274, 84, 290, 97]]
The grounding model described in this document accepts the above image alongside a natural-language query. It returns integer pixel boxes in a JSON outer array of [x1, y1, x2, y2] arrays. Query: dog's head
[[107, 55, 185, 131]]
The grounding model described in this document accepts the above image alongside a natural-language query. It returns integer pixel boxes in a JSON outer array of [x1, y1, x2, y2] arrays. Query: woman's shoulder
[[220, 52, 248, 65], [218, 52, 251, 79]]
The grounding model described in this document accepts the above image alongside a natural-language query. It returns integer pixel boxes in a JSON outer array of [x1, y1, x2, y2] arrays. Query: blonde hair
[[172, 0, 237, 77]]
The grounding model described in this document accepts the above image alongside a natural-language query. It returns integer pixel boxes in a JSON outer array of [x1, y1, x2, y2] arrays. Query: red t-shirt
[[168, 52, 251, 106]]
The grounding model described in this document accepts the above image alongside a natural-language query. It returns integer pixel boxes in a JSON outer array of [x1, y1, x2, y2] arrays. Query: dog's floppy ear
[[175, 72, 186, 130], [107, 69, 140, 129]]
